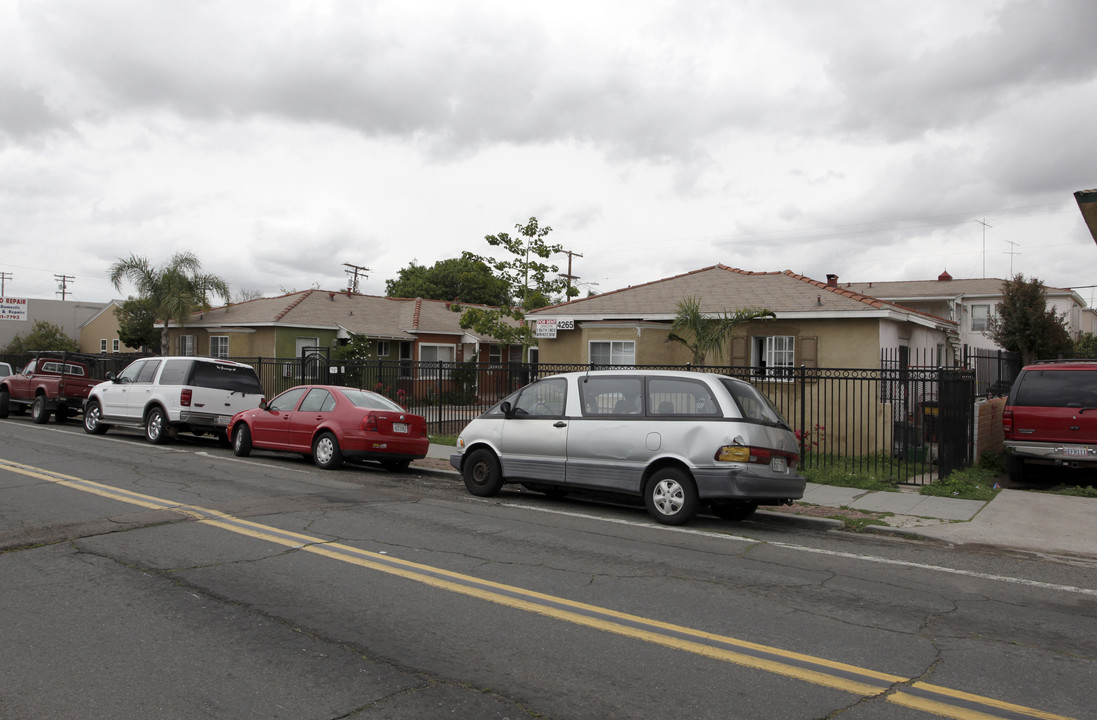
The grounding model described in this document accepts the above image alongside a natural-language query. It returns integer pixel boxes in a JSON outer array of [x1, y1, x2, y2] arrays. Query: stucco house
[[78, 300, 142, 354], [163, 289, 519, 365], [526, 265, 958, 371], [842, 271, 1090, 353]]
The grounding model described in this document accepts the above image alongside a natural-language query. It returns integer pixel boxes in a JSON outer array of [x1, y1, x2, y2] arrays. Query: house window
[[112, 339, 120, 353], [971, 304, 990, 332], [420, 344, 456, 378], [752, 336, 795, 378], [489, 345, 502, 364], [376, 340, 390, 357], [589, 341, 635, 366], [178, 335, 196, 356], [210, 336, 229, 358], [100, 339, 107, 353]]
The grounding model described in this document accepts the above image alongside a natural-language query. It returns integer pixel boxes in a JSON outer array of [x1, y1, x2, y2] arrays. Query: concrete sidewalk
[[417, 444, 1097, 561]]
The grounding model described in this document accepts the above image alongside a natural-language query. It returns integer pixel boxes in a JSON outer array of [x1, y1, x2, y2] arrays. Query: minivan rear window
[[1012, 369, 1097, 407], [719, 378, 789, 427]]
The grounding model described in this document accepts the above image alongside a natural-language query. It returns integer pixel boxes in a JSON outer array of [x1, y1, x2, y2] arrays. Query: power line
[[0, 271, 11, 296], [343, 263, 370, 293], [54, 273, 75, 300]]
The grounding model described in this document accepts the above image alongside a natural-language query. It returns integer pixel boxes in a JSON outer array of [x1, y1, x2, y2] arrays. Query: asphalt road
[[2, 417, 1096, 720]]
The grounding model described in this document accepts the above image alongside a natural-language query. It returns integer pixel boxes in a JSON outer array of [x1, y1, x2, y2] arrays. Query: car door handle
[[554, 421, 567, 428]]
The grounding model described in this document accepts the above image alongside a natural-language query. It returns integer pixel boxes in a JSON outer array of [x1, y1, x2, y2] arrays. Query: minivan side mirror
[[500, 400, 514, 418]]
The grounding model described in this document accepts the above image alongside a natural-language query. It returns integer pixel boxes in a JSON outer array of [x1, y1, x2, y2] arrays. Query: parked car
[[0, 352, 100, 424], [229, 385, 428, 471], [1003, 360, 1097, 483], [450, 370, 805, 525], [84, 356, 265, 444], [0, 361, 12, 377]]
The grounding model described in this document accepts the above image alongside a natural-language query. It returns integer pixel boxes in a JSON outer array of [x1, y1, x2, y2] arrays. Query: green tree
[[109, 251, 231, 355], [1073, 332, 1097, 358], [114, 296, 160, 351], [3, 320, 79, 353], [666, 296, 775, 365], [385, 255, 511, 306], [987, 274, 1071, 365], [455, 217, 577, 358]]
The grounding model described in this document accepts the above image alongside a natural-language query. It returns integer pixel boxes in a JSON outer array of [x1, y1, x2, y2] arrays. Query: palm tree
[[667, 296, 774, 365], [109, 251, 230, 354]]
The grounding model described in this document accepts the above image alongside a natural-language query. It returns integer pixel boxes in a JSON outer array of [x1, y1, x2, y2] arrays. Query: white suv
[[84, 356, 265, 444]]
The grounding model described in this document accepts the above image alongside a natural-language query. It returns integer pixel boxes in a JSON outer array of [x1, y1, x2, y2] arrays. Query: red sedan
[[230, 385, 428, 471]]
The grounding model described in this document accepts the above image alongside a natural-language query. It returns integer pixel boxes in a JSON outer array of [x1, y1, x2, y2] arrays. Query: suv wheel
[[145, 407, 169, 444], [1007, 453, 1026, 485], [84, 399, 110, 434]]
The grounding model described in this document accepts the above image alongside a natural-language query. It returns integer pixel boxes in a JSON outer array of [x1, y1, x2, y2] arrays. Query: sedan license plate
[[1063, 446, 1089, 457], [771, 456, 787, 473], [393, 422, 408, 434]]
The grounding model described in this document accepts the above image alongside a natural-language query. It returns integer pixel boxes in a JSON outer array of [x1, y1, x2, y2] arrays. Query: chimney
[[328, 292, 335, 301], [826, 273, 838, 287]]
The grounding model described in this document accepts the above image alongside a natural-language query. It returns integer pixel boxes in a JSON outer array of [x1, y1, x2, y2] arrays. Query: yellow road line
[[0, 457, 1076, 720]]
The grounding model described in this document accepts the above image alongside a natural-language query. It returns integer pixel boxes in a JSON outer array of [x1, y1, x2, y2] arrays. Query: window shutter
[[730, 336, 748, 367], [798, 336, 817, 368]]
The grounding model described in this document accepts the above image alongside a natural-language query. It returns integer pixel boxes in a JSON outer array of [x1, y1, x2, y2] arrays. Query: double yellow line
[[0, 457, 1074, 720]]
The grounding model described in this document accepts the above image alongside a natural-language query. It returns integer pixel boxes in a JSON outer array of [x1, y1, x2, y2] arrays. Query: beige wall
[[535, 317, 886, 368], [79, 306, 140, 354]]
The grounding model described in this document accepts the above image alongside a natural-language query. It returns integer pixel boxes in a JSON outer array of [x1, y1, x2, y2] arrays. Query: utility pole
[[0, 271, 11, 296], [974, 218, 992, 277], [54, 273, 74, 300], [343, 263, 370, 293], [1003, 241, 1020, 276], [560, 249, 583, 295]]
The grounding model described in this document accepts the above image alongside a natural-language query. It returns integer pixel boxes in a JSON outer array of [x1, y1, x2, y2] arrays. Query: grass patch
[[919, 465, 1000, 501], [835, 516, 889, 531], [801, 454, 901, 492], [1046, 485, 1097, 498], [428, 434, 457, 446]]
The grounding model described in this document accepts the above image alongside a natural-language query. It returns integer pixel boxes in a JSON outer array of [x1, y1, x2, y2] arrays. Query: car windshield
[[341, 389, 405, 411], [718, 377, 789, 428]]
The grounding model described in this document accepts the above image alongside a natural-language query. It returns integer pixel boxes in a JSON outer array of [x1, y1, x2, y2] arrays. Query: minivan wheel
[[233, 423, 252, 457], [710, 500, 758, 521], [463, 449, 503, 497], [645, 467, 698, 525], [145, 407, 169, 444], [313, 432, 343, 469], [84, 399, 109, 434]]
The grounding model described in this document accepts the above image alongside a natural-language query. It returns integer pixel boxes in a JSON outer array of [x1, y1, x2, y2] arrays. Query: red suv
[[1003, 360, 1097, 483]]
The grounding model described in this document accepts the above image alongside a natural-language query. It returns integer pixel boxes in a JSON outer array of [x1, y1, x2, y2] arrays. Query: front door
[[251, 387, 307, 448], [498, 378, 569, 483]]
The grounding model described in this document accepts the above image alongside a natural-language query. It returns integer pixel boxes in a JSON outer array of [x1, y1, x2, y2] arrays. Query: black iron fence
[[1, 350, 991, 485]]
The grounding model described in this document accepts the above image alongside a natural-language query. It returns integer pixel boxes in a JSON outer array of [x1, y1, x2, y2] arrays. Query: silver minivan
[[450, 370, 806, 525]]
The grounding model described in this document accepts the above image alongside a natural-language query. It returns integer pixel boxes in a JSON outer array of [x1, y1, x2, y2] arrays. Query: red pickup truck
[[0, 353, 101, 424]]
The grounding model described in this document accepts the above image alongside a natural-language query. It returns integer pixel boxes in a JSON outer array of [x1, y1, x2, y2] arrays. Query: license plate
[[771, 456, 787, 472], [1063, 446, 1089, 456], [393, 422, 408, 434], [216, 415, 232, 426]]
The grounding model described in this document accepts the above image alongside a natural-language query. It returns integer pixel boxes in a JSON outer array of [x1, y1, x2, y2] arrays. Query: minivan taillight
[[180, 388, 192, 407], [716, 445, 799, 469]]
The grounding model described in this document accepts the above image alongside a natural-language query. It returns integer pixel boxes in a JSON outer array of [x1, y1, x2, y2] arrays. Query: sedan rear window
[[342, 389, 404, 411]]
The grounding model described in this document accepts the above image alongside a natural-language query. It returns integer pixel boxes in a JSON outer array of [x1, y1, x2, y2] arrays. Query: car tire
[[83, 399, 110, 434], [381, 459, 411, 473], [463, 448, 503, 497], [145, 407, 169, 444], [312, 432, 343, 470], [1007, 453, 1026, 485], [31, 396, 50, 424], [0, 389, 9, 418], [710, 500, 758, 521], [233, 423, 253, 457], [644, 467, 699, 525]]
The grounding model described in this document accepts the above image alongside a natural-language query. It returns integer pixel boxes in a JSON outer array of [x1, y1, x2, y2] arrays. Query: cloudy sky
[[2, 0, 1096, 307]]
